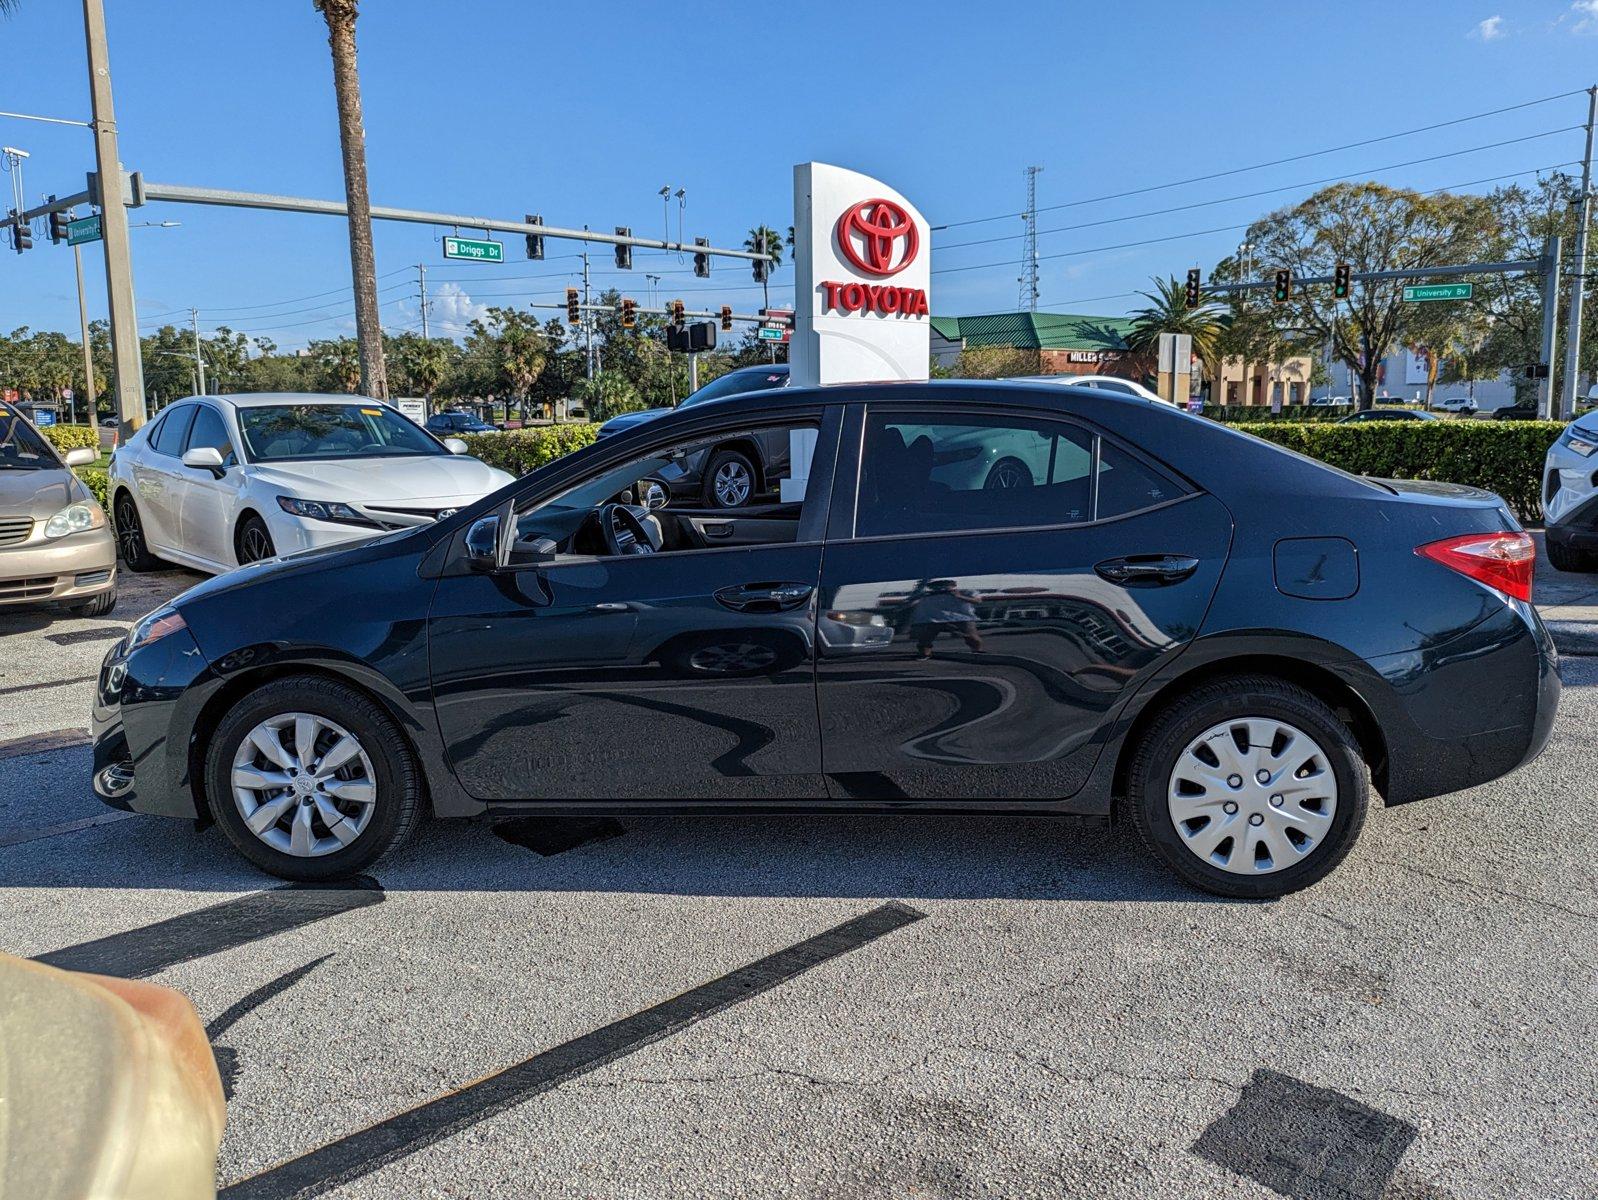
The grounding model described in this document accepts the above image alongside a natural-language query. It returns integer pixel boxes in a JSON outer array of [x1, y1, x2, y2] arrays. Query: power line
[[932, 87, 1589, 231]]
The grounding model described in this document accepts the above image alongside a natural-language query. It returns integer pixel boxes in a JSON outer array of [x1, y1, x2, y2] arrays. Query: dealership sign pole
[[791, 162, 932, 388]]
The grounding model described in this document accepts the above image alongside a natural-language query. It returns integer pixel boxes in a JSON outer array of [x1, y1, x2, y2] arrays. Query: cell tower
[[1019, 165, 1043, 311]]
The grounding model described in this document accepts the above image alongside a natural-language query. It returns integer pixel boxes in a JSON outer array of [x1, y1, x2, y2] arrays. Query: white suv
[[1544, 410, 1598, 571]]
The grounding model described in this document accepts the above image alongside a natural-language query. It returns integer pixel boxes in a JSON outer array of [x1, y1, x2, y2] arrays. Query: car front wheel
[[204, 676, 424, 880], [236, 515, 277, 565], [703, 448, 756, 509], [1127, 676, 1369, 898], [113, 492, 162, 572]]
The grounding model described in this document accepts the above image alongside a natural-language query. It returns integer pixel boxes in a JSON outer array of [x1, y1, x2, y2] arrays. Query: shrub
[[460, 424, 600, 477], [40, 424, 100, 453], [1203, 405, 1353, 423], [78, 468, 109, 509], [1234, 420, 1564, 522], [573, 371, 644, 422]]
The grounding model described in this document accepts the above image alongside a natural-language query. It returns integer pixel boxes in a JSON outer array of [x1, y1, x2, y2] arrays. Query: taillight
[[1416, 531, 1535, 603]]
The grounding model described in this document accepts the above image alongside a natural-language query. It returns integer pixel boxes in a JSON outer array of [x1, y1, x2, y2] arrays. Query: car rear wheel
[[204, 676, 424, 881], [112, 493, 161, 572], [236, 515, 276, 565], [1127, 676, 1369, 898], [1546, 537, 1598, 573], [983, 457, 1033, 489], [703, 448, 756, 509]]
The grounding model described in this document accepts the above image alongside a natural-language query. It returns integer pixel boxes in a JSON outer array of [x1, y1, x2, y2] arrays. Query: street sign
[[394, 398, 427, 423], [442, 235, 504, 263], [757, 326, 787, 342], [1403, 282, 1473, 303], [65, 214, 103, 246]]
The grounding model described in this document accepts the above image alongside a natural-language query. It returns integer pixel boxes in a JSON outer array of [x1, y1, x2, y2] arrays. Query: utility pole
[[1540, 235, 1564, 419], [582, 247, 594, 382], [1019, 166, 1042, 312], [1561, 85, 1598, 421], [417, 263, 429, 340], [73, 232, 98, 435], [190, 308, 206, 396], [82, 0, 146, 429]]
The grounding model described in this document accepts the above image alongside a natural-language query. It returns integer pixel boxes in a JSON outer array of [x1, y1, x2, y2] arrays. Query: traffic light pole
[[1540, 235, 1564, 420], [1560, 85, 1597, 421], [82, 0, 147, 430], [72, 239, 97, 434]]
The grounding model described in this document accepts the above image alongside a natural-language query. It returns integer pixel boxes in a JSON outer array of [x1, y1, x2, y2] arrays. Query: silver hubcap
[[231, 712, 377, 858], [1167, 717, 1338, 875], [713, 461, 751, 506]]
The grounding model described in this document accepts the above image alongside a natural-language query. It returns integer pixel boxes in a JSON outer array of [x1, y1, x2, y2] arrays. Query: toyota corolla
[[91, 381, 1558, 898]]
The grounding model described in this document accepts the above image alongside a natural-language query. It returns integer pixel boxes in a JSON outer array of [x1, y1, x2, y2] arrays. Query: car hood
[[247, 455, 513, 501], [0, 467, 89, 519], [598, 408, 670, 436]]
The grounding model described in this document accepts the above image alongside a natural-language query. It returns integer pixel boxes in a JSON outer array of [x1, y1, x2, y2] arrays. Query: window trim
[[840, 401, 1192, 542]]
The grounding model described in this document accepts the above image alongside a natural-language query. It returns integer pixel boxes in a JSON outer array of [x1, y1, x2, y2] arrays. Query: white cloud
[[1574, 0, 1598, 33], [398, 281, 488, 339], [1471, 14, 1504, 39]]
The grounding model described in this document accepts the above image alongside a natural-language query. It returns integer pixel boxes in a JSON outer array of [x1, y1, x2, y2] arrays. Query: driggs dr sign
[[791, 162, 932, 387]]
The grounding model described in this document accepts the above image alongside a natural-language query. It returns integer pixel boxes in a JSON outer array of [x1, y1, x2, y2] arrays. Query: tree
[[1239, 182, 1498, 409], [1123, 276, 1228, 380], [466, 308, 549, 418], [950, 345, 1040, 379], [573, 371, 644, 422], [308, 337, 362, 393], [389, 333, 454, 398], [313, 0, 388, 400]]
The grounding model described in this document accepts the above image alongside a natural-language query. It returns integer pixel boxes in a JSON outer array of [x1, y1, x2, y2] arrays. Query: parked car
[[1493, 405, 1538, 421], [425, 410, 496, 435], [1337, 409, 1439, 423], [1008, 374, 1167, 403], [106, 393, 513, 575], [0, 400, 118, 616], [1543, 409, 1598, 571], [1433, 396, 1477, 414], [597, 365, 792, 507], [92, 381, 1558, 899]]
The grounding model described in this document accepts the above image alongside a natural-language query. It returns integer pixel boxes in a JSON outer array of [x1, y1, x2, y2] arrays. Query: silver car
[[0, 402, 117, 615]]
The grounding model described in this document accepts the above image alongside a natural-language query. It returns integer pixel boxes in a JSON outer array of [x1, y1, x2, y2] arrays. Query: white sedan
[[108, 393, 513, 574], [1544, 408, 1598, 572]]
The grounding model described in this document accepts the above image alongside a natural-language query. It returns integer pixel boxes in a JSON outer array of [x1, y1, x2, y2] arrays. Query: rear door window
[[150, 404, 196, 457]]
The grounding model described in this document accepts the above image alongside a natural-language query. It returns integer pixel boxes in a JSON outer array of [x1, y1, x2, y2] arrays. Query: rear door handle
[[714, 581, 814, 613], [1094, 554, 1201, 586]]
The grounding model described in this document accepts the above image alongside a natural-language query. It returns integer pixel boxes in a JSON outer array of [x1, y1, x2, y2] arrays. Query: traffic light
[[1333, 262, 1351, 300], [720, 304, 733, 332], [10, 212, 30, 253], [1272, 268, 1291, 303], [614, 227, 631, 271], [565, 287, 580, 324], [693, 237, 710, 279], [620, 298, 637, 328], [671, 299, 685, 325], [48, 200, 68, 245], [752, 231, 769, 282], [689, 322, 716, 353], [525, 214, 544, 261], [1184, 268, 1201, 307]]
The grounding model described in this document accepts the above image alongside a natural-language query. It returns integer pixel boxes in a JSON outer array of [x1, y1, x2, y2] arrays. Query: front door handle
[[714, 581, 814, 613], [1095, 554, 1201, 587]]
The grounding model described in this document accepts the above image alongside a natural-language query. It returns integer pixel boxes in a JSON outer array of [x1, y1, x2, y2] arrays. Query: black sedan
[[425, 411, 497, 435], [1336, 408, 1438, 423], [92, 381, 1559, 898]]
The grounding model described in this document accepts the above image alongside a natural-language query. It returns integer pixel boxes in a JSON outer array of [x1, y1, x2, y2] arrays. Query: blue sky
[[3, 0, 1598, 351]]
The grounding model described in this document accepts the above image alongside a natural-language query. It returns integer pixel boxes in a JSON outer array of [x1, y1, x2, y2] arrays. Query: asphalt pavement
[[1, 546, 1594, 1199]]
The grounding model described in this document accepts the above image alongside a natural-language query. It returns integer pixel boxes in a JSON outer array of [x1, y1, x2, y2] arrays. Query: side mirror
[[640, 479, 668, 512], [181, 446, 226, 476], [63, 447, 96, 468], [443, 437, 469, 455], [464, 514, 501, 572]]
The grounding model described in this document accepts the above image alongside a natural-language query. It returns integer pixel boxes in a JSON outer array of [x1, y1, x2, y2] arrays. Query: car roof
[[662, 377, 1168, 421], [168, 392, 389, 409]]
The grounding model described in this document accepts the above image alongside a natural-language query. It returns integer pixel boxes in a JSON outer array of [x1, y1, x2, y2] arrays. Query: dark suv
[[425, 411, 496, 435]]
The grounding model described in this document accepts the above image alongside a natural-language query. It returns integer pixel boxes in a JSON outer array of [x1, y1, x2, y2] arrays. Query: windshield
[[679, 368, 788, 409], [0, 405, 59, 471], [237, 404, 445, 463]]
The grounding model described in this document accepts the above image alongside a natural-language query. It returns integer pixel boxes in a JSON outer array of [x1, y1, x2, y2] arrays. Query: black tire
[[702, 448, 757, 509], [204, 675, 424, 881], [112, 491, 162, 572], [983, 456, 1034, 489], [64, 587, 118, 618], [1126, 675, 1369, 899], [1546, 536, 1598, 574], [236, 514, 276, 565]]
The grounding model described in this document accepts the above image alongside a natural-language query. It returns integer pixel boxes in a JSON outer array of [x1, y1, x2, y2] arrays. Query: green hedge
[[79, 468, 109, 508], [1204, 405, 1353, 423], [460, 424, 600, 477], [40, 424, 100, 453], [1235, 421, 1564, 522]]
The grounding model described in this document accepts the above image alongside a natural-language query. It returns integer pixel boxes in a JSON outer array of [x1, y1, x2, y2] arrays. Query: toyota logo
[[835, 198, 919, 278]]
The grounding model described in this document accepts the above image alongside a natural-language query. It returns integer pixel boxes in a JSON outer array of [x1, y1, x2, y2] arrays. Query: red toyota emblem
[[835, 198, 919, 277]]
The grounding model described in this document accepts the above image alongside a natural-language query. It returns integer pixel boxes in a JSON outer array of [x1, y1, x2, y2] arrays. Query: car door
[[814, 401, 1232, 803], [426, 406, 842, 802], [130, 403, 196, 554], [176, 403, 244, 567]]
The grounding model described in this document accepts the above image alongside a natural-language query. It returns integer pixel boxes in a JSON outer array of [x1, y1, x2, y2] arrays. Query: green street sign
[[1403, 282, 1473, 303], [442, 235, 504, 263], [756, 326, 786, 341], [65, 214, 102, 246]]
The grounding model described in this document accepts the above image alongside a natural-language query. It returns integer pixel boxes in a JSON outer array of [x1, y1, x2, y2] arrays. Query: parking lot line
[[0, 728, 91, 759], [219, 901, 927, 1200], [0, 810, 134, 848]]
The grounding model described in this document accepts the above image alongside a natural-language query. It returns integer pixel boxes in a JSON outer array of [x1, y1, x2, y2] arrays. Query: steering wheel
[[597, 503, 655, 556]]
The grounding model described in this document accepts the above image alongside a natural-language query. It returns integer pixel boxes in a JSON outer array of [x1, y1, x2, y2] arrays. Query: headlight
[[1563, 429, 1598, 457], [43, 502, 105, 539], [276, 495, 377, 526], [125, 606, 187, 654]]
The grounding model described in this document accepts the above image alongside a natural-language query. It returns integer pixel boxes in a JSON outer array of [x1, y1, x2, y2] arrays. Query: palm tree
[[313, 0, 388, 400], [745, 225, 785, 272], [1123, 275, 1227, 380]]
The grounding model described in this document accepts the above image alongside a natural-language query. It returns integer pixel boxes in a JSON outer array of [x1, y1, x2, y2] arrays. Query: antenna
[[1019, 165, 1043, 311]]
